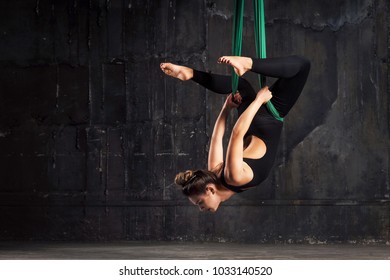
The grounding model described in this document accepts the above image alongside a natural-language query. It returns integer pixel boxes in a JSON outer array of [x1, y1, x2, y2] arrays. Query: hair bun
[[175, 170, 194, 187]]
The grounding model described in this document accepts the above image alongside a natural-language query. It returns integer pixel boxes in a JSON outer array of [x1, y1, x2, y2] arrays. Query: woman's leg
[[160, 62, 256, 101], [251, 56, 310, 117], [218, 55, 311, 117], [192, 70, 256, 100]]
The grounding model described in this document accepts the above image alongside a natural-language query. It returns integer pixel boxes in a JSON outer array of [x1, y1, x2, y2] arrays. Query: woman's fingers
[[257, 86, 272, 103], [224, 93, 240, 109], [232, 92, 242, 104]]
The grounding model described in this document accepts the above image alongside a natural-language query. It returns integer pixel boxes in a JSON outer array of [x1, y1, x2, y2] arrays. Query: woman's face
[[188, 184, 221, 212]]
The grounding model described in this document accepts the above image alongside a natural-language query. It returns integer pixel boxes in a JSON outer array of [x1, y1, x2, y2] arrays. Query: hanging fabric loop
[[253, 0, 266, 87], [231, 0, 284, 121], [231, 0, 245, 95]]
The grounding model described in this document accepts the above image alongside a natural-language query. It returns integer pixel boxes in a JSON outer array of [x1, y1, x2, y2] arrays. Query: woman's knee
[[237, 77, 256, 99], [295, 55, 311, 72]]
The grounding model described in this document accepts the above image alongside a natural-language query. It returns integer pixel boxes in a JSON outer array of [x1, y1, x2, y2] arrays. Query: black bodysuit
[[191, 56, 311, 192]]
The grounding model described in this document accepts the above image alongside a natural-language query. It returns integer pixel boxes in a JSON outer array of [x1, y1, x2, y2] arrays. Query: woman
[[160, 55, 310, 212]]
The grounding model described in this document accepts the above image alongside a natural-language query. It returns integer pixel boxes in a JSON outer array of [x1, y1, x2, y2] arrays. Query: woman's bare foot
[[217, 56, 253, 76], [160, 63, 193, 81]]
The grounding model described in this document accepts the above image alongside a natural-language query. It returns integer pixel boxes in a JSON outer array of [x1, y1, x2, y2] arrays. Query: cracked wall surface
[[0, 0, 389, 243]]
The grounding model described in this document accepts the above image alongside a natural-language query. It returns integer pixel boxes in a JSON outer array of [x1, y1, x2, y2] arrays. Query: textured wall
[[0, 0, 389, 243]]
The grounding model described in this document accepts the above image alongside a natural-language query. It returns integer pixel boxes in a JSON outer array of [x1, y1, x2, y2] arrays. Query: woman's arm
[[224, 87, 272, 185], [208, 94, 238, 171]]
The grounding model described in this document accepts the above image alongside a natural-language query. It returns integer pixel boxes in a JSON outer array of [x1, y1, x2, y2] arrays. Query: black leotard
[[191, 55, 310, 192]]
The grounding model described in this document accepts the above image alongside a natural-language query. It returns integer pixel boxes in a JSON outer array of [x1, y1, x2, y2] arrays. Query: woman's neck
[[217, 185, 236, 202]]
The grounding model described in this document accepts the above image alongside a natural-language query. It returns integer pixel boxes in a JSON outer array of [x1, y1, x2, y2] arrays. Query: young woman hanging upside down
[[160, 55, 310, 212]]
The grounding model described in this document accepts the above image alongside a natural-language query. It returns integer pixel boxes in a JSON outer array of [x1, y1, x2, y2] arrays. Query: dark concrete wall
[[0, 0, 389, 243]]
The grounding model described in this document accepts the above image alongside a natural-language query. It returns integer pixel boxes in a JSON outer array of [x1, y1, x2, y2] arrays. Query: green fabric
[[266, 101, 284, 122], [231, 0, 244, 95], [253, 0, 266, 87], [231, 0, 284, 122], [254, 0, 284, 122]]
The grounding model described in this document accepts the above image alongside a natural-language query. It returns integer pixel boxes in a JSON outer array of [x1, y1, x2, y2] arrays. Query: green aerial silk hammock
[[231, 0, 284, 122]]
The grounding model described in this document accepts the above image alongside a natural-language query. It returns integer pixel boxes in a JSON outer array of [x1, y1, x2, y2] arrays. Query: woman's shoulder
[[210, 162, 224, 178]]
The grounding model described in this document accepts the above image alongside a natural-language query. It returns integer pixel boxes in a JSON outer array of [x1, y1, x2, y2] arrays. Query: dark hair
[[174, 169, 221, 196]]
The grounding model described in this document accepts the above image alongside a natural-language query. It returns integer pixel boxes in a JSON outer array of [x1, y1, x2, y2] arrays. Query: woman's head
[[174, 169, 222, 212]]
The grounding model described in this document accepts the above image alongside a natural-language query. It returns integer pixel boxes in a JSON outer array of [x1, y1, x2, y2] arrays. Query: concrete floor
[[0, 241, 389, 259]]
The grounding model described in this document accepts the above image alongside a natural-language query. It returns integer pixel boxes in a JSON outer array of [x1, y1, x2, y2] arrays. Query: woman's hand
[[223, 93, 241, 110], [256, 86, 272, 104]]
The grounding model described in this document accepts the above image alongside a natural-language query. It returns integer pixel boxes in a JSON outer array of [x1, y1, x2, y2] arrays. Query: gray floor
[[0, 241, 389, 259]]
